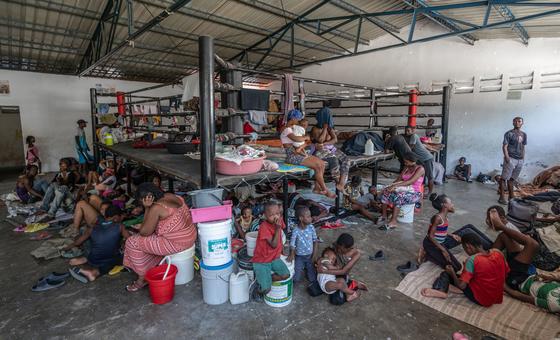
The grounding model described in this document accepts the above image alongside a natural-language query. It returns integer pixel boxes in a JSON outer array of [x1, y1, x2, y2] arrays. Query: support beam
[[330, 0, 401, 33], [493, 4, 530, 44], [229, 0, 333, 63], [290, 7, 560, 69], [401, 0, 477, 45], [78, 0, 193, 76], [199, 36, 216, 188]]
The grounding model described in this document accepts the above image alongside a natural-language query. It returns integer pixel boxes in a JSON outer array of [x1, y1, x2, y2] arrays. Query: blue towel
[[315, 107, 334, 128]]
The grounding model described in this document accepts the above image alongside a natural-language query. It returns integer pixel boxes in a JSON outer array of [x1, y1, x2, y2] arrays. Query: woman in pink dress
[[378, 152, 425, 230], [124, 183, 196, 292]]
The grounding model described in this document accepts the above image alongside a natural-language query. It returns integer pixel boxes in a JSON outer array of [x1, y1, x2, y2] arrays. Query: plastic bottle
[[104, 132, 114, 146], [365, 139, 374, 155], [433, 132, 442, 144]]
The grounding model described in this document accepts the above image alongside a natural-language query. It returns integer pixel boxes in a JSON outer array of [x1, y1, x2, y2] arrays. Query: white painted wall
[[0, 70, 181, 172], [300, 21, 560, 181]]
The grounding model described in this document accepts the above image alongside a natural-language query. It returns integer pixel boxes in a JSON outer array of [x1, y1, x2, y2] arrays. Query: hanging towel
[[281, 73, 294, 128], [182, 72, 200, 102], [315, 107, 334, 128], [241, 89, 270, 110], [248, 110, 268, 126]]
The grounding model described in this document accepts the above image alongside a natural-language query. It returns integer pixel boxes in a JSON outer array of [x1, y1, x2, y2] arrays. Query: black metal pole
[[126, 163, 131, 195], [168, 177, 174, 192], [283, 176, 289, 225], [199, 36, 216, 188], [372, 162, 378, 186], [440, 86, 451, 170], [89, 88, 100, 167]]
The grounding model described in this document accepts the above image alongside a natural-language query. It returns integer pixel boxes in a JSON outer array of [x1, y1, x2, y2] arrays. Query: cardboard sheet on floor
[[395, 258, 560, 340]]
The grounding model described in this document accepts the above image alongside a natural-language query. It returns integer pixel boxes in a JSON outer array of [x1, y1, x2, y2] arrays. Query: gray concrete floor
[[0, 169, 503, 339]]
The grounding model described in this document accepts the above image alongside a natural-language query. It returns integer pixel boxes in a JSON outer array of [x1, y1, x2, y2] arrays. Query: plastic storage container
[[188, 188, 224, 208], [200, 260, 233, 305], [197, 219, 232, 266], [190, 200, 232, 223], [215, 156, 265, 176]]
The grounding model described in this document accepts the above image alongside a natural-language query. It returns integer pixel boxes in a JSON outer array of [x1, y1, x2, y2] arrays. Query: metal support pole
[[168, 177, 174, 192], [199, 36, 216, 188], [334, 189, 340, 217], [282, 176, 289, 224], [298, 79, 305, 114], [221, 63, 243, 142], [372, 162, 378, 186], [440, 86, 451, 170], [126, 163, 131, 195], [369, 89, 375, 128], [89, 88, 100, 167]]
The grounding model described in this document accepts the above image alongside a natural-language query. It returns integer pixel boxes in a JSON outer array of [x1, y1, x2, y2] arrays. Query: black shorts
[[506, 254, 530, 289], [420, 159, 434, 180], [463, 285, 481, 305]]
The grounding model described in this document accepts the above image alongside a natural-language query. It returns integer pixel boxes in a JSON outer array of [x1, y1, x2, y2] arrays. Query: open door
[[0, 105, 25, 171]]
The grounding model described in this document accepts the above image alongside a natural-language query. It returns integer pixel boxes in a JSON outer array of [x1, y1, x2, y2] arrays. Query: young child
[[25, 135, 41, 173], [422, 194, 462, 272], [235, 206, 253, 239], [421, 233, 509, 307], [287, 206, 318, 283], [343, 176, 378, 222], [67, 205, 129, 283], [451, 157, 472, 182], [316, 247, 360, 302], [151, 174, 163, 191], [251, 201, 290, 301], [292, 119, 309, 156]]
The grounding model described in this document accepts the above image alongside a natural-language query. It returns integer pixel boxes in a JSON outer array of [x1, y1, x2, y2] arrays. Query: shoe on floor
[[396, 261, 418, 273], [369, 250, 385, 261], [68, 267, 88, 284], [31, 278, 66, 292]]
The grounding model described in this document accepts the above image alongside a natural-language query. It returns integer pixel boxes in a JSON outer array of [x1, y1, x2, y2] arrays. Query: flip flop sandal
[[38, 271, 70, 282], [32, 278, 66, 292], [68, 267, 89, 284], [369, 250, 385, 261], [378, 224, 396, 231], [396, 261, 418, 273], [108, 265, 130, 276], [61, 248, 84, 259], [125, 281, 147, 292]]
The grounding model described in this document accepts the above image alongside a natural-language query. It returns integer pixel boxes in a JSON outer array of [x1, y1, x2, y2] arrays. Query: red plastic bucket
[[145, 258, 178, 305]]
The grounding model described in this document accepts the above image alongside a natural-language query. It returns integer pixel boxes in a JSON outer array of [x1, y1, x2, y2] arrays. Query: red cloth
[[460, 250, 510, 307], [243, 122, 256, 134], [252, 220, 285, 263]]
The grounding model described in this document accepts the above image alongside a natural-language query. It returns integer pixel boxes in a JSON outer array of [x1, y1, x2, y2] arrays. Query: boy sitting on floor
[[250, 201, 290, 301], [287, 206, 318, 284], [343, 176, 379, 222], [421, 233, 509, 307], [449, 157, 472, 182], [67, 205, 129, 283]]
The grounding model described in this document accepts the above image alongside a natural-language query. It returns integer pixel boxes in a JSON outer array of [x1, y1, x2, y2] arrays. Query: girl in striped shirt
[[422, 194, 462, 272]]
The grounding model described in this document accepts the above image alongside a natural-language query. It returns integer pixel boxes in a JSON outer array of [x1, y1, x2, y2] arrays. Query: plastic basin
[[215, 156, 265, 176]]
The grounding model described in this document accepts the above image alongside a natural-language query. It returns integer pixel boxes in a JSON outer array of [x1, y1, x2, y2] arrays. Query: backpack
[[507, 198, 539, 232]]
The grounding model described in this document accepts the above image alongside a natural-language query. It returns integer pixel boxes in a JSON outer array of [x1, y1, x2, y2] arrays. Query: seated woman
[[281, 109, 334, 198], [67, 205, 129, 282], [310, 107, 351, 192], [378, 152, 425, 230], [123, 183, 197, 292], [38, 158, 77, 220], [16, 165, 49, 203]]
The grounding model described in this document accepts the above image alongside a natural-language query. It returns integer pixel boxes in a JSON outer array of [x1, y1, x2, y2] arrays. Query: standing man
[[405, 126, 435, 196], [75, 119, 93, 174], [384, 126, 411, 172], [499, 117, 527, 205]]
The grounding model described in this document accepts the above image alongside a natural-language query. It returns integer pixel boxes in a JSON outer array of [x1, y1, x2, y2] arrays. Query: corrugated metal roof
[[1, 0, 559, 82]]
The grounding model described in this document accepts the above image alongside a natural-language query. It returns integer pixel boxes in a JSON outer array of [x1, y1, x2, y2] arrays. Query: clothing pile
[[216, 145, 265, 166]]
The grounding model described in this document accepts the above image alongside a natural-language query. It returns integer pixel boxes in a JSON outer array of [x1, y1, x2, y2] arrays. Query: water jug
[[364, 139, 374, 155], [229, 272, 249, 305]]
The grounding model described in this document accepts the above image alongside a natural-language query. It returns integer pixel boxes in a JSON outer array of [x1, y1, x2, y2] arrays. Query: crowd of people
[[11, 111, 559, 313]]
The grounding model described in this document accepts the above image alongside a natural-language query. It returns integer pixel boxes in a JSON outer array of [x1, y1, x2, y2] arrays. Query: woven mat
[[395, 258, 560, 340]]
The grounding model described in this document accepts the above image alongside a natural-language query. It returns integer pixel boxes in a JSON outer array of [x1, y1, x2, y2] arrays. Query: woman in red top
[[124, 183, 197, 292]]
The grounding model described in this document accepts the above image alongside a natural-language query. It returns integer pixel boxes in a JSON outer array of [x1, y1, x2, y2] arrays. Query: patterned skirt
[[381, 189, 422, 208]]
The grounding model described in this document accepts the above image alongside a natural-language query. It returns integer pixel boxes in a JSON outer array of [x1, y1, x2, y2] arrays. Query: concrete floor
[[0, 170, 504, 339]]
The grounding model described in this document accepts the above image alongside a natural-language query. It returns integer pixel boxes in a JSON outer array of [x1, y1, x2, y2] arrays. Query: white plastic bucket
[[245, 231, 258, 257], [229, 272, 250, 305], [169, 244, 195, 285], [397, 204, 415, 223], [200, 260, 233, 305], [198, 219, 232, 266], [265, 277, 293, 308], [280, 255, 295, 278]]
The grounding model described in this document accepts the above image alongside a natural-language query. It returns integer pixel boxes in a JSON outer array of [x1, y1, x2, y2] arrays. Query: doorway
[[0, 105, 25, 171]]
